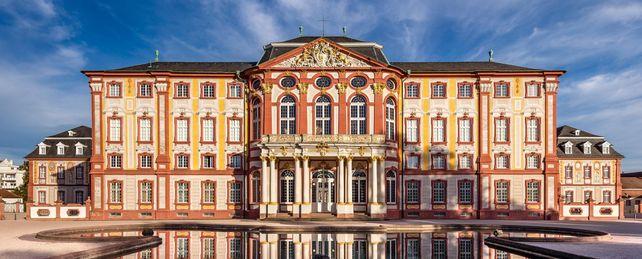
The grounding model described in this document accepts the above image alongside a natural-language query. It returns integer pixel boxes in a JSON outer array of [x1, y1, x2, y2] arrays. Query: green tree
[[14, 161, 29, 201]]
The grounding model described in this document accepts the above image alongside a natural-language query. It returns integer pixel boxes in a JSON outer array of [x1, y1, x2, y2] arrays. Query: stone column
[[301, 156, 311, 215], [294, 157, 302, 217], [368, 157, 378, 215], [260, 234, 269, 259], [294, 239, 303, 259], [378, 157, 386, 206], [268, 156, 278, 215], [260, 156, 269, 218], [337, 156, 346, 217], [346, 157, 354, 214]]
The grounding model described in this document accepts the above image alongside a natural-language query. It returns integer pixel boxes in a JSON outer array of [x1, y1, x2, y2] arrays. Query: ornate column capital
[[545, 82, 559, 93], [337, 156, 346, 161], [154, 82, 168, 93], [478, 81, 492, 93], [372, 83, 385, 94], [301, 155, 309, 161], [89, 82, 103, 92], [268, 155, 277, 161], [261, 83, 273, 94], [297, 83, 309, 94]]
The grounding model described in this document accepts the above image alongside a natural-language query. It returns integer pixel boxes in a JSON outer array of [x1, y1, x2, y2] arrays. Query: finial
[[298, 26, 304, 36], [342, 26, 347, 36], [488, 48, 494, 62], [155, 50, 160, 62]]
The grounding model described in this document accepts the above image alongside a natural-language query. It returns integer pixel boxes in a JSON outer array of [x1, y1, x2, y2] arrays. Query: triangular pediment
[[265, 39, 379, 69]]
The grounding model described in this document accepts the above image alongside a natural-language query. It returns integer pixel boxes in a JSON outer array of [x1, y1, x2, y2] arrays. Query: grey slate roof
[[392, 61, 545, 73], [258, 36, 389, 64], [110, 62, 256, 73], [556, 125, 623, 159], [25, 126, 92, 159], [621, 176, 642, 189]]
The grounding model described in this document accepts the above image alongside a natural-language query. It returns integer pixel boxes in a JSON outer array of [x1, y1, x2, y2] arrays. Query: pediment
[[271, 40, 373, 68]]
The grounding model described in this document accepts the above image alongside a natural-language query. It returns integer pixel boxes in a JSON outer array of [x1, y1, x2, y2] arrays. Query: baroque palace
[[26, 36, 624, 220]]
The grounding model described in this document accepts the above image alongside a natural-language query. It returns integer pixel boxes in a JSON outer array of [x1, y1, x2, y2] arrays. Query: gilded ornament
[[275, 41, 369, 68], [297, 83, 309, 94], [336, 83, 347, 94], [372, 83, 385, 94], [261, 83, 273, 94]]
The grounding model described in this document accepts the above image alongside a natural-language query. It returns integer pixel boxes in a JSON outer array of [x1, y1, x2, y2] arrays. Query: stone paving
[[0, 219, 641, 258]]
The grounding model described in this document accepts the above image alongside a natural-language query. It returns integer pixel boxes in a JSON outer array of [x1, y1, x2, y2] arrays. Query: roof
[[622, 176, 642, 190], [392, 61, 548, 73], [47, 126, 91, 138], [623, 172, 642, 177], [0, 189, 20, 199], [25, 126, 92, 159], [557, 125, 601, 138], [556, 125, 623, 159], [279, 36, 364, 43], [107, 62, 256, 73]]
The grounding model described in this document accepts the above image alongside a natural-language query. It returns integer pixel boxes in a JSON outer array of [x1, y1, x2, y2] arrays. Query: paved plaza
[[0, 219, 641, 258]]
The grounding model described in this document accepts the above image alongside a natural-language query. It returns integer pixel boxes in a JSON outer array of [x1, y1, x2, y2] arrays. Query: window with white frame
[[526, 83, 539, 97], [406, 155, 419, 169], [406, 83, 418, 98], [406, 119, 418, 143], [526, 118, 539, 142], [202, 155, 214, 169], [459, 181, 472, 204], [229, 83, 241, 98], [177, 238, 189, 258], [139, 118, 151, 142], [38, 166, 46, 181], [140, 181, 152, 203], [432, 239, 446, 258], [108, 83, 121, 97], [433, 180, 446, 203], [432, 118, 445, 142], [407, 239, 420, 259], [251, 173, 260, 203], [39, 145, 47, 155], [584, 166, 592, 179], [583, 142, 592, 154], [280, 170, 294, 203], [350, 95, 367, 134], [495, 82, 509, 97], [176, 83, 189, 98], [565, 142, 573, 154], [315, 95, 332, 135], [229, 238, 242, 259], [110, 181, 122, 203], [229, 182, 242, 203], [38, 191, 46, 204], [459, 155, 472, 169], [110, 155, 122, 168], [603, 166, 611, 179], [496, 154, 509, 169], [496, 181, 509, 204], [229, 119, 241, 142], [177, 182, 189, 203], [526, 155, 540, 169], [432, 83, 446, 98], [406, 181, 419, 203], [177, 155, 189, 169], [565, 190, 574, 203], [459, 239, 473, 259], [495, 118, 508, 142], [603, 190, 611, 203], [252, 99, 261, 139], [584, 190, 592, 202], [140, 155, 152, 168], [602, 142, 611, 154], [203, 181, 215, 203], [496, 250, 509, 259], [230, 155, 242, 169], [526, 181, 540, 203], [202, 238, 215, 259], [280, 96, 296, 134], [352, 171, 367, 203], [459, 83, 472, 97], [459, 118, 471, 142], [176, 119, 188, 142], [386, 171, 396, 203], [139, 83, 152, 97], [385, 98, 396, 140], [565, 165, 573, 179], [57, 145, 65, 155], [432, 154, 446, 169], [202, 119, 214, 142], [202, 83, 215, 98], [109, 118, 121, 142], [386, 239, 397, 259]]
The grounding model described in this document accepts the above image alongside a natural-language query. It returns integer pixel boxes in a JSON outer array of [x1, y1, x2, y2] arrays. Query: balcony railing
[[260, 134, 386, 145]]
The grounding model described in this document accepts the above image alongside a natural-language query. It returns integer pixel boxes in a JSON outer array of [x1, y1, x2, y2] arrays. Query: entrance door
[[312, 170, 335, 213]]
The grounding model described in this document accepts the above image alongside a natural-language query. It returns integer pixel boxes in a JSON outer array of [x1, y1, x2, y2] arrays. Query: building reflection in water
[[102, 230, 547, 259]]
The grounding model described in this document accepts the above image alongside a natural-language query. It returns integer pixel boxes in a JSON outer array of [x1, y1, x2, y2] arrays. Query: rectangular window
[[495, 82, 509, 97], [458, 181, 472, 204], [406, 83, 419, 98], [280, 240, 295, 259], [202, 83, 215, 98], [406, 119, 418, 143], [203, 181, 215, 204], [139, 118, 152, 142], [432, 119, 445, 143], [140, 181, 153, 204], [108, 83, 121, 97], [386, 239, 397, 259], [526, 155, 540, 169], [176, 83, 189, 98], [202, 155, 214, 169], [139, 83, 152, 97], [140, 155, 152, 168], [496, 155, 509, 169], [109, 118, 121, 142], [39, 146, 46, 155], [38, 191, 46, 204], [432, 83, 446, 98], [229, 84, 242, 98], [496, 250, 509, 259], [459, 118, 471, 142], [526, 83, 539, 97], [57, 146, 65, 155], [459, 239, 473, 259], [406, 155, 419, 169], [230, 155, 242, 169], [110, 181, 122, 203], [75, 166, 84, 180], [75, 191, 84, 204], [603, 166, 611, 179], [57, 190, 65, 203], [495, 118, 508, 142], [76, 146, 83, 155], [602, 190, 611, 203], [229, 238, 241, 259], [229, 119, 241, 142], [252, 176, 261, 203], [407, 239, 420, 259], [432, 154, 446, 169], [526, 181, 540, 203], [110, 155, 122, 168], [584, 191, 592, 202], [177, 155, 189, 169], [406, 181, 419, 203], [177, 182, 189, 203], [459, 155, 472, 169], [496, 181, 509, 204], [458, 83, 472, 98], [526, 118, 539, 142], [432, 239, 446, 259], [230, 182, 242, 203], [202, 238, 215, 259], [177, 237, 189, 259], [584, 166, 592, 179], [202, 119, 215, 142], [565, 190, 574, 203], [176, 119, 189, 142], [433, 181, 446, 204], [565, 166, 573, 179]]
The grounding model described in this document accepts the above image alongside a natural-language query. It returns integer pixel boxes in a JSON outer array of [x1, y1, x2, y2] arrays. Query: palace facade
[[76, 35, 622, 221]]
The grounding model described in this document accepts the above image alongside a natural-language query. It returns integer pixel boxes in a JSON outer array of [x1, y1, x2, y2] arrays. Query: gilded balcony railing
[[260, 134, 386, 144]]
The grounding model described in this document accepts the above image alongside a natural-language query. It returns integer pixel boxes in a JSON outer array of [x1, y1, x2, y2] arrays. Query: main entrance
[[311, 170, 335, 213]]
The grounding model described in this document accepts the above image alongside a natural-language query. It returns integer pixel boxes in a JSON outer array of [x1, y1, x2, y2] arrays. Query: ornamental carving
[[372, 83, 385, 94], [297, 83, 309, 94], [261, 83, 273, 94], [275, 41, 370, 68], [336, 83, 347, 94]]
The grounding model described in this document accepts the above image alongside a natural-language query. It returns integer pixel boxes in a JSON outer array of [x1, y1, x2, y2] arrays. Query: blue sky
[[1, 0, 641, 171]]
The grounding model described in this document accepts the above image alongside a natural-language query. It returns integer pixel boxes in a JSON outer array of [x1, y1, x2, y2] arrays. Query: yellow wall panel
[[191, 79, 199, 169], [448, 79, 456, 169], [217, 79, 226, 170], [421, 78, 430, 170]]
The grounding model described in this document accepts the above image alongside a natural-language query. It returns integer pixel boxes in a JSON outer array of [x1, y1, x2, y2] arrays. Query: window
[[565, 142, 573, 154], [229, 182, 242, 203], [386, 239, 397, 259], [177, 155, 189, 169], [458, 82, 473, 98], [385, 98, 396, 140], [353, 240, 367, 259], [110, 155, 122, 168], [458, 181, 472, 204], [137, 118, 151, 142], [177, 238, 189, 259], [110, 181, 122, 203], [406, 83, 419, 98], [459, 239, 473, 259], [496, 181, 509, 204], [459, 154, 472, 170], [602, 143, 611, 154], [406, 119, 418, 143], [57, 145, 65, 155], [140, 181, 153, 204], [229, 155, 242, 169], [432, 118, 445, 143], [139, 83, 152, 97], [229, 238, 242, 259], [202, 119, 215, 142], [406, 181, 419, 203], [459, 118, 472, 143], [203, 181, 215, 204], [526, 118, 539, 142], [38, 191, 46, 204], [251, 172, 260, 203], [584, 166, 592, 179], [583, 142, 592, 154], [526, 82, 540, 97], [108, 83, 121, 97], [407, 239, 420, 259], [495, 118, 509, 142], [39, 145, 46, 155], [75, 191, 84, 204], [350, 95, 367, 134], [495, 82, 509, 97], [565, 190, 574, 203], [281, 76, 297, 88], [201, 83, 216, 98], [432, 154, 446, 170], [176, 83, 189, 98], [602, 190, 611, 203], [496, 250, 509, 259], [57, 190, 65, 203], [229, 119, 241, 142], [352, 171, 367, 203], [432, 82, 446, 98], [252, 99, 261, 139], [496, 154, 509, 169], [584, 190, 593, 202], [280, 240, 295, 259], [75, 146, 83, 155], [75, 166, 84, 180], [38, 166, 46, 181], [109, 118, 121, 142], [202, 238, 215, 259], [177, 182, 189, 203], [140, 155, 153, 168], [280, 171, 294, 203], [315, 96, 331, 135], [386, 171, 396, 204], [176, 119, 189, 142], [280, 96, 296, 134], [432, 239, 446, 259], [406, 155, 419, 169], [202, 155, 214, 169], [565, 165, 573, 179], [526, 154, 540, 169], [526, 181, 540, 203], [229, 83, 242, 98], [603, 166, 611, 179], [433, 180, 446, 204]]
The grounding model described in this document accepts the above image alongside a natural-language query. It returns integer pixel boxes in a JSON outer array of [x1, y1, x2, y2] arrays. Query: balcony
[[260, 134, 386, 145]]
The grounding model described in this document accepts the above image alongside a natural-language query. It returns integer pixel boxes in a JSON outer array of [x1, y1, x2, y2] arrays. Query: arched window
[[280, 96, 296, 134], [386, 171, 396, 203], [251, 171, 260, 203], [315, 95, 332, 135], [385, 98, 396, 140], [252, 99, 261, 140], [280, 170, 294, 203], [352, 171, 367, 203], [350, 95, 367, 134]]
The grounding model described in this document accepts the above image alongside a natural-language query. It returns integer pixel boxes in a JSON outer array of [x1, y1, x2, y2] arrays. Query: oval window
[[350, 76, 367, 88]]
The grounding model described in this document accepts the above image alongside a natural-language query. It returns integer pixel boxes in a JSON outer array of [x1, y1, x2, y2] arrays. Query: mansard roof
[[391, 61, 546, 73], [259, 36, 389, 64], [47, 125, 92, 138], [556, 125, 623, 159], [25, 126, 92, 159], [110, 62, 256, 74]]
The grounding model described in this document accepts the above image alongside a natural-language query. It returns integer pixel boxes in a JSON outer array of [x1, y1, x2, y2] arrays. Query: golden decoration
[[297, 83, 309, 94], [315, 142, 330, 156], [372, 83, 385, 94], [336, 83, 347, 94], [261, 83, 273, 94]]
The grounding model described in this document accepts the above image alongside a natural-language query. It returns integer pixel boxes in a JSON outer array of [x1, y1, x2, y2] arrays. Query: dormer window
[[564, 142, 573, 154], [583, 142, 592, 155], [38, 145, 47, 155], [574, 129, 581, 136], [67, 130, 76, 137], [602, 142, 611, 154], [76, 146, 84, 155], [57, 146, 65, 155]]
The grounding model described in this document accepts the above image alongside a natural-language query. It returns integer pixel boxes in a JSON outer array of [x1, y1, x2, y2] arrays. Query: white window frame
[[350, 96, 367, 134], [526, 118, 539, 142], [406, 119, 418, 143], [526, 83, 539, 97], [109, 118, 121, 142], [432, 119, 445, 142], [140, 181, 153, 203], [526, 155, 539, 169], [495, 118, 508, 142], [459, 118, 471, 142], [229, 83, 242, 98], [526, 181, 540, 203], [202, 119, 214, 142], [177, 155, 189, 169], [139, 83, 152, 97], [110, 155, 122, 168], [139, 118, 152, 142], [202, 84, 215, 98], [110, 182, 122, 203], [315, 96, 332, 135], [280, 96, 296, 134], [385, 98, 395, 140], [230, 182, 242, 203], [406, 83, 418, 98], [176, 119, 188, 142], [496, 181, 509, 203], [202, 155, 214, 169], [109, 83, 121, 97], [177, 182, 189, 203], [459, 181, 472, 204], [230, 155, 242, 169], [203, 181, 215, 203], [406, 181, 419, 203], [229, 119, 241, 142]]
